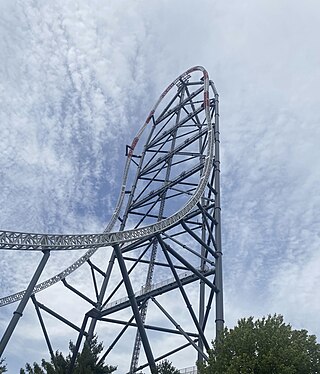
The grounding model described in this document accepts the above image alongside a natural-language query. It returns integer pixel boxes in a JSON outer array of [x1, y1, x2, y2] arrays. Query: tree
[[20, 336, 117, 374], [198, 314, 320, 374], [0, 358, 7, 373], [71, 337, 116, 374], [156, 359, 180, 374]]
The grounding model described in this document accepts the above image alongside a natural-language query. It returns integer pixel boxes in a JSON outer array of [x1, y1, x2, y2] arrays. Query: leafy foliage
[[156, 359, 180, 374], [20, 336, 116, 374], [0, 358, 7, 373], [198, 314, 320, 374]]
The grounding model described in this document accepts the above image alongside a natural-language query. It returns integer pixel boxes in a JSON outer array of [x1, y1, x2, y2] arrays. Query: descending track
[[0, 66, 223, 373]]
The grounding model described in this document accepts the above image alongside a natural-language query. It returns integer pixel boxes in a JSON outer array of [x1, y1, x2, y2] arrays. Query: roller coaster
[[0, 66, 223, 373]]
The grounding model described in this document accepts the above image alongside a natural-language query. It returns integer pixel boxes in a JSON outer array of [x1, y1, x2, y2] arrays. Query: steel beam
[[113, 244, 156, 373], [211, 84, 224, 337], [151, 297, 208, 361], [31, 295, 55, 362], [0, 250, 50, 357]]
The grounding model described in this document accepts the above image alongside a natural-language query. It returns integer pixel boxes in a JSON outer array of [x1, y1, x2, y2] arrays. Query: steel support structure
[[0, 66, 223, 373]]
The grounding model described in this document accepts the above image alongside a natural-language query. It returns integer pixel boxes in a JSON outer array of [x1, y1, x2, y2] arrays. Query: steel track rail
[[0, 66, 215, 308]]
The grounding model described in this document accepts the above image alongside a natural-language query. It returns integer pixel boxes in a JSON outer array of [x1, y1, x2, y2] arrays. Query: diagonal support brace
[[113, 244, 157, 373], [0, 250, 50, 357]]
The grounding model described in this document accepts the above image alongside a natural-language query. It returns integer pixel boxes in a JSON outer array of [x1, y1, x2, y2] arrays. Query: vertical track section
[[129, 81, 188, 373]]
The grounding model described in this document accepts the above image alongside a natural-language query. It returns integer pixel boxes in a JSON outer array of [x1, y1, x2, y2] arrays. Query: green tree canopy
[[156, 359, 180, 374], [20, 336, 116, 374], [0, 358, 7, 373], [198, 314, 320, 374]]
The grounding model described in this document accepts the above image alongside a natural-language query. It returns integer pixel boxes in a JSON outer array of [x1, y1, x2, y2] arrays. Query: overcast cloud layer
[[1, 0, 320, 372]]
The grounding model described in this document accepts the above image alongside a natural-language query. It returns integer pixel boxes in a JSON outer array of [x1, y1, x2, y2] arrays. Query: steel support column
[[0, 250, 50, 357], [113, 244, 156, 373], [212, 87, 224, 337], [31, 295, 55, 362], [87, 251, 116, 340]]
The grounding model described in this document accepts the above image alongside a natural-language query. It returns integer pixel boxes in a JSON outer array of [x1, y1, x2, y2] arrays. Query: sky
[[1, 0, 320, 372]]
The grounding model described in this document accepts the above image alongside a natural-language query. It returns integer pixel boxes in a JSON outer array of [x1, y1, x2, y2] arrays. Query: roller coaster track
[[0, 66, 223, 373]]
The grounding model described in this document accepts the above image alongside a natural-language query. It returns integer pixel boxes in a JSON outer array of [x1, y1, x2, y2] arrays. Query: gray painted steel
[[0, 251, 50, 356]]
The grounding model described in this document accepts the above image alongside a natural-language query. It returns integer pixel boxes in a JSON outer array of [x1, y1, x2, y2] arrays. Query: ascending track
[[0, 66, 223, 373]]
